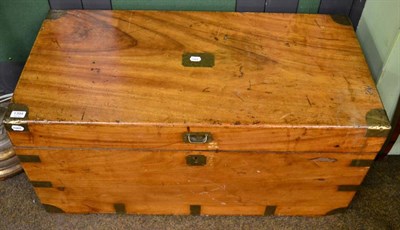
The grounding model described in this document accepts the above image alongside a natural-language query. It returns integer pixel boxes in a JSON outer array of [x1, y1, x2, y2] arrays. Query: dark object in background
[[82, 0, 112, 9], [48, 0, 82, 9], [319, 0, 353, 15], [265, 0, 299, 13], [349, 0, 367, 29], [0, 62, 24, 95], [236, 0, 265, 12], [0, 104, 22, 180], [297, 0, 320, 13]]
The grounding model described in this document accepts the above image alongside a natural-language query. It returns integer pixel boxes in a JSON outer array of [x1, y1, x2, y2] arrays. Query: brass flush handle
[[182, 53, 215, 67], [183, 132, 212, 144]]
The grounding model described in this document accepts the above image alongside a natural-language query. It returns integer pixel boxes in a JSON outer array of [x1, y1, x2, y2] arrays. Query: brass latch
[[183, 132, 212, 144]]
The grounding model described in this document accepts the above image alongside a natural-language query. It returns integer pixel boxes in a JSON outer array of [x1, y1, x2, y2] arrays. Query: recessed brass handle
[[183, 132, 212, 144], [182, 53, 215, 67]]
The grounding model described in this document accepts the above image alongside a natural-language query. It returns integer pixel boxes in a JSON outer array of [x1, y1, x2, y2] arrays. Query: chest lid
[[4, 10, 389, 152]]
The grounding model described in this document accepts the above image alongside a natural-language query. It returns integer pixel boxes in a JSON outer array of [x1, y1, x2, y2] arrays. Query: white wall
[[357, 0, 400, 155]]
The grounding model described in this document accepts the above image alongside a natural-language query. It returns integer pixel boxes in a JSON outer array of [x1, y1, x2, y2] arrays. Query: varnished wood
[[17, 149, 374, 216], [13, 11, 381, 128], [10, 123, 384, 153], [7, 11, 388, 216]]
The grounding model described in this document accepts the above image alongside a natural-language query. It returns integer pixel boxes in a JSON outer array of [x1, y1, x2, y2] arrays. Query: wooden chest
[[4, 10, 390, 216]]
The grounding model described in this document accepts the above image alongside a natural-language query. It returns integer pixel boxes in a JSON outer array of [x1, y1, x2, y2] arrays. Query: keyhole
[[186, 155, 206, 166], [193, 156, 198, 163]]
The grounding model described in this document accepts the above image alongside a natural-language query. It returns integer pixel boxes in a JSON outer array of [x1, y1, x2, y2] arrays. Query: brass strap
[[264, 206, 277, 216], [338, 185, 360, 192], [350, 159, 373, 167], [18, 155, 41, 163], [190, 205, 201, 215], [114, 203, 126, 214], [31, 181, 52, 188], [43, 204, 65, 213]]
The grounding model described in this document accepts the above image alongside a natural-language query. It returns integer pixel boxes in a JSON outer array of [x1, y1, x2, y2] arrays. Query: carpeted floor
[[1, 156, 400, 230]]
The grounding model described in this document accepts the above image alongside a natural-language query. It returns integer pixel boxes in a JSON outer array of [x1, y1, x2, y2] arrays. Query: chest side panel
[[17, 148, 374, 216]]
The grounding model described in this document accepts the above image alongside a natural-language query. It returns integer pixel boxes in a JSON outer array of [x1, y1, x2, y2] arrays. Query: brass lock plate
[[186, 155, 207, 166]]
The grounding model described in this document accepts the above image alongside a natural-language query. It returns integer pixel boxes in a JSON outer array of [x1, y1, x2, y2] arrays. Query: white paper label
[[11, 125, 24, 131], [10, 111, 27, 118], [189, 56, 202, 62]]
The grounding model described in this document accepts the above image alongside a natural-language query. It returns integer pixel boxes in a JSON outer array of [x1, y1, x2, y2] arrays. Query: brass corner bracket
[[366, 109, 391, 137]]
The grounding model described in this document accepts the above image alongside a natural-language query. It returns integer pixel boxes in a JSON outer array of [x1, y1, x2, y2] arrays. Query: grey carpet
[[1, 156, 400, 230]]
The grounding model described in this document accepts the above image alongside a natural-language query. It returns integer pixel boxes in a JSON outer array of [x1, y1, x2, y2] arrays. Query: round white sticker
[[189, 56, 202, 62], [11, 125, 24, 131]]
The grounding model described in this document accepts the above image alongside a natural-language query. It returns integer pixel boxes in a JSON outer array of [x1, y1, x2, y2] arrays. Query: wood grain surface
[[10, 123, 384, 153], [13, 10, 382, 127], [17, 148, 374, 216]]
